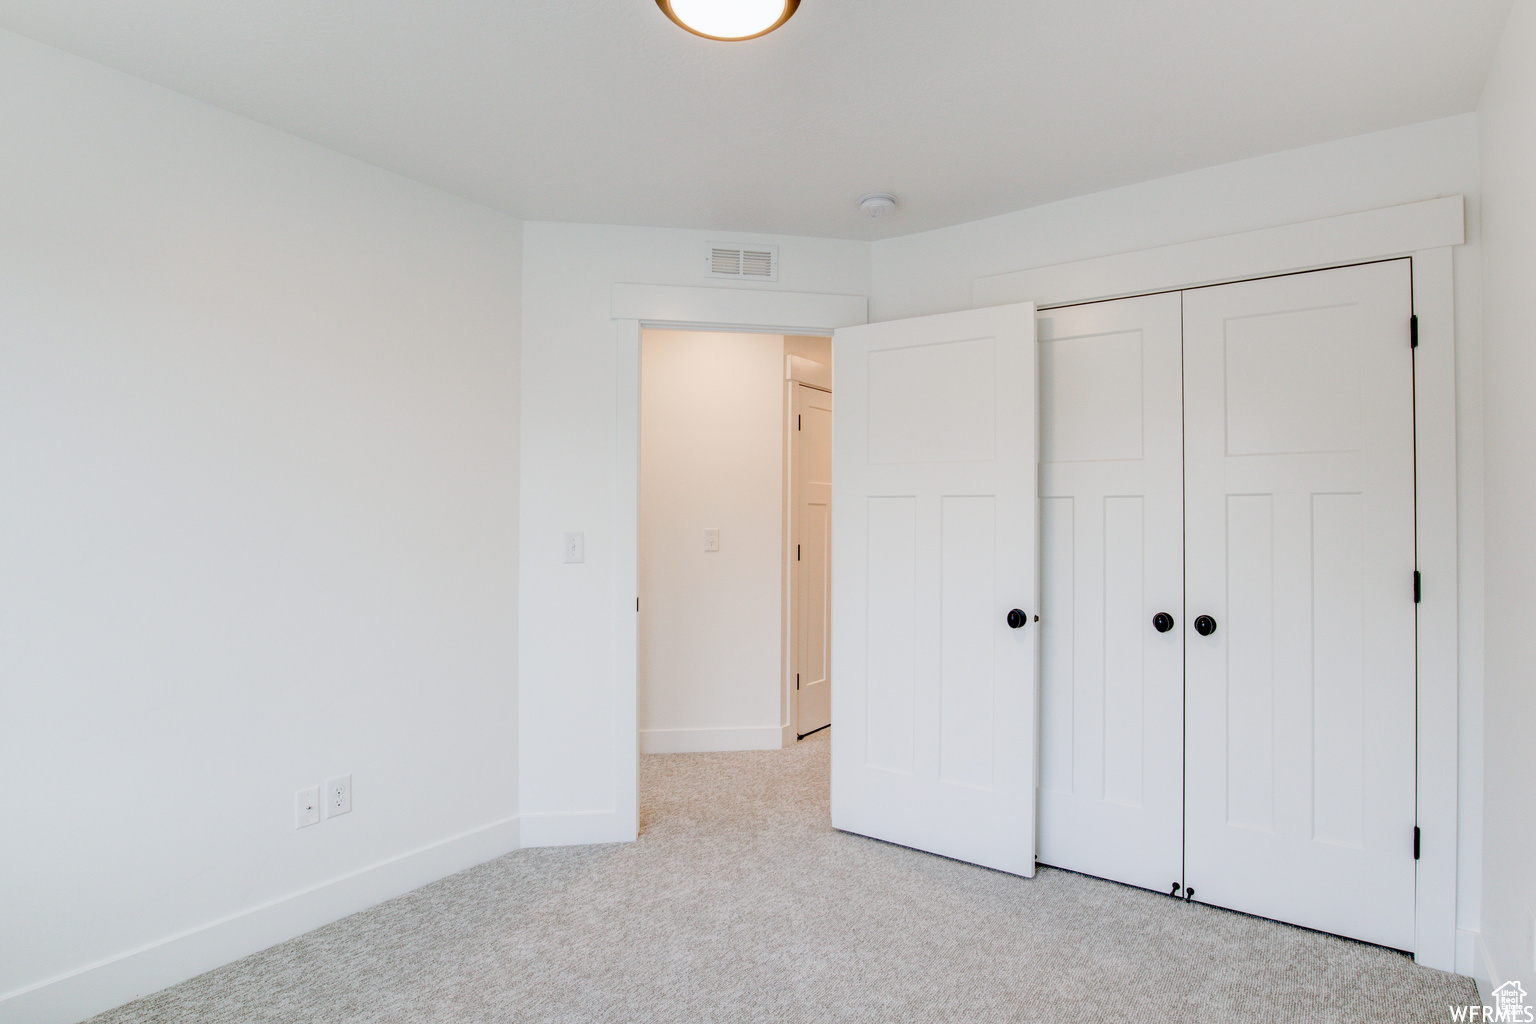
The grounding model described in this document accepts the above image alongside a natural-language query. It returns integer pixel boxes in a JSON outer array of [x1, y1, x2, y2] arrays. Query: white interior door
[[1035, 292, 1185, 893], [830, 303, 1039, 876], [1182, 260, 1417, 949], [793, 382, 833, 738]]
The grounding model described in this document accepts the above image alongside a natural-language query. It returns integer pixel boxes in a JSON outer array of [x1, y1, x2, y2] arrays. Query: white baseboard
[[639, 726, 784, 754], [1457, 928, 1478, 979], [0, 815, 521, 1024], [518, 809, 634, 848], [782, 723, 795, 747], [1475, 931, 1498, 1008]]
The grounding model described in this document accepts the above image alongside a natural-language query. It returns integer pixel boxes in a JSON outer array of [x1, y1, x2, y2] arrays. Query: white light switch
[[704, 528, 720, 552], [564, 532, 584, 563], [295, 786, 320, 829]]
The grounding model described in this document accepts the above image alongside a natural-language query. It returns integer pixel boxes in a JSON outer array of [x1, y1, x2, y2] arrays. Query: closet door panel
[[1182, 260, 1416, 950], [1035, 291, 1184, 893]]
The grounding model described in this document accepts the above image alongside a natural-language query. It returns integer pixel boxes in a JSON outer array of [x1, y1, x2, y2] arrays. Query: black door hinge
[[637, 597, 640, 612], [1414, 826, 1421, 860], [796, 673, 801, 691], [1414, 571, 1421, 603], [1410, 314, 1419, 349], [797, 544, 801, 561], [797, 414, 802, 430]]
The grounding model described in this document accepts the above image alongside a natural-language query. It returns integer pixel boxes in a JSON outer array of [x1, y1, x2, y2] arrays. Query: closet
[[1036, 259, 1418, 950]]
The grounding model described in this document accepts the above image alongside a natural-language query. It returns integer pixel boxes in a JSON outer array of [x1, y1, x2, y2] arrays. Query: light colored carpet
[[88, 731, 1477, 1023]]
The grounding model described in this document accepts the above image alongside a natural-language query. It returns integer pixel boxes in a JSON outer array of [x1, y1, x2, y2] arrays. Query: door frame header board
[[974, 195, 1462, 310], [612, 283, 867, 334]]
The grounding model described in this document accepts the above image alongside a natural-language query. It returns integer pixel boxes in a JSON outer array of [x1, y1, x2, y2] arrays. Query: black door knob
[[1194, 615, 1217, 637], [1152, 612, 1175, 633], [1006, 609, 1028, 629]]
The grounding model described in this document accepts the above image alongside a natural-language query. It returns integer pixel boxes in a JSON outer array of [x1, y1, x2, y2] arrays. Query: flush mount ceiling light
[[656, 0, 800, 41]]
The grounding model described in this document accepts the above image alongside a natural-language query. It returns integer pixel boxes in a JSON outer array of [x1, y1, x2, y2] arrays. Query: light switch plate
[[325, 774, 352, 818], [295, 786, 321, 829], [704, 528, 720, 552], [564, 532, 584, 563]]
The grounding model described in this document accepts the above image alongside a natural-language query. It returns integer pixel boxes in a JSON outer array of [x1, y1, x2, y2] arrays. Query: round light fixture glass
[[656, 0, 800, 41]]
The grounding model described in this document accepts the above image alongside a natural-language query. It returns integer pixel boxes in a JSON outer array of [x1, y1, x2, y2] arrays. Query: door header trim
[[973, 196, 1463, 311], [612, 283, 867, 332]]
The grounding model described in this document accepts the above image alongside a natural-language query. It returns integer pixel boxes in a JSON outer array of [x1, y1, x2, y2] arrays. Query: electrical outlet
[[295, 786, 320, 829], [324, 774, 352, 818], [564, 532, 584, 563], [704, 528, 720, 552]]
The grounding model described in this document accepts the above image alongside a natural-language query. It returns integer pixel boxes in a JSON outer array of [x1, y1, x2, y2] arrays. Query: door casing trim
[[612, 287, 867, 844]]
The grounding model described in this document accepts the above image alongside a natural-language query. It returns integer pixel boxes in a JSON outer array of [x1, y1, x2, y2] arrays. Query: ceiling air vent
[[706, 243, 778, 282]]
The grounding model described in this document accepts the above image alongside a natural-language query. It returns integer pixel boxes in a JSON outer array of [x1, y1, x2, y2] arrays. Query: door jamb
[[971, 196, 1465, 972], [613, 285, 867, 842]]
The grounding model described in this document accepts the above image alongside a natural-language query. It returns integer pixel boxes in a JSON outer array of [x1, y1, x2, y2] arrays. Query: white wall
[[0, 31, 522, 1024], [871, 115, 1483, 322], [519, 223, 868, 843], [786, 334, 834, 364], [1474, 0, 1536, 998], [0, 20, 1502, 1019], [639, 330, 786, 753], [870, 113, 1488, 973]]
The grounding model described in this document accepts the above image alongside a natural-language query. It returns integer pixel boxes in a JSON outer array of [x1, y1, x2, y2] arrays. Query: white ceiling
[[0, 1, 1512, 240]]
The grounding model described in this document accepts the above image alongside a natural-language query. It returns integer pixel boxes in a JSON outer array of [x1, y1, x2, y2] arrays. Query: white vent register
[[706, 243, 778, 281]]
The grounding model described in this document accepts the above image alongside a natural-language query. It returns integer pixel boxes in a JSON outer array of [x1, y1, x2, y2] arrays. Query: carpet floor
[[88, 730, 1478, 1023]]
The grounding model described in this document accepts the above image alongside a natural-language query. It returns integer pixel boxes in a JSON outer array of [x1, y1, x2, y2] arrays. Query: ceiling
[[0, 0, 1512, 240]]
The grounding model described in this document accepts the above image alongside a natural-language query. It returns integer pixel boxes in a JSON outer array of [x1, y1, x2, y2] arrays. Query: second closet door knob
[[1152, 612, 1175, 633], [1194, 615, 1217, 637]]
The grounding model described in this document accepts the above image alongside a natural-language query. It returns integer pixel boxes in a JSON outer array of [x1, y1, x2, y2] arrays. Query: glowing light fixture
[[656, 0, 800, 41]]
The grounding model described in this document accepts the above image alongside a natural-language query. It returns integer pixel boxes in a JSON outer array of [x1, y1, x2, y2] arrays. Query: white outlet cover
[[564, 531, 585, 563], [325, 774, 352, 818], [295, 786, 321, 829], [704, 528, 720, 552]]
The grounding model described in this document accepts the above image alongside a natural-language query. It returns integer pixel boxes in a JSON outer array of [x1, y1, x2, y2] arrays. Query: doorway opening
[[637, 328, 832, 755]]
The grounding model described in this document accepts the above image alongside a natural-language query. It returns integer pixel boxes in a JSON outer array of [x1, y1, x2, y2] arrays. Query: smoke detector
[[860, 193, 898, 218]]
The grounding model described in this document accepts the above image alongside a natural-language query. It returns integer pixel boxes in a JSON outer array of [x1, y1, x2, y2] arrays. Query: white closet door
[[831, 303, 1039, 876], [1183, 260, 1417, 949], [1035, 292, 1185, 892], [793, 383, 833, 738]]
